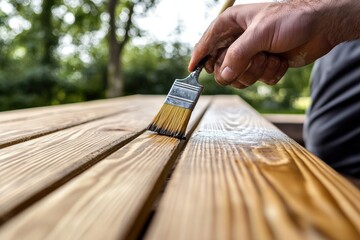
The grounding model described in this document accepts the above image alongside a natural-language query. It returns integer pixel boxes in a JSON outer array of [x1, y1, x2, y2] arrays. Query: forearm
[[325, 0, 360, 46], [283, 0, 360, 46]]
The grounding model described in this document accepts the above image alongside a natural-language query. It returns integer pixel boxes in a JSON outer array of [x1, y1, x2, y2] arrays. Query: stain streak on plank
[[145, 96, 360, 240], [0, 95, 359, 240], [0, 96, 164, 224], [0, 96, 152, 148], [0, 97, 211, 240]]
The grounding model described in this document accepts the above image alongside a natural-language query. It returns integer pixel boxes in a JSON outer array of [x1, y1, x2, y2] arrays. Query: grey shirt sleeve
[[304, 40, 360, 178]]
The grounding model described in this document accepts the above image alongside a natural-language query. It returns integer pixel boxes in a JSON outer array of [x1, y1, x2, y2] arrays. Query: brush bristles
[[147, 103, 192, 139]]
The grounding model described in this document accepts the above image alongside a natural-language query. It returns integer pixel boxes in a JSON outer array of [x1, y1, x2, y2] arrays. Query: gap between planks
[[0, 96, 165, 224], [144, 96, 360, 240], [0, 95, 155, 148], [0, 95, 141, 124], [0, 96, 211, 240]]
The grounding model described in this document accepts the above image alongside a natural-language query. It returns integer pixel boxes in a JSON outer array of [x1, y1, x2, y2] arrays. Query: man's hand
[[189, 0, 359, 89]]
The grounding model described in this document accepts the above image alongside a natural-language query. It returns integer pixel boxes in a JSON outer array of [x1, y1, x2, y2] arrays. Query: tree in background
[[0, 0, 107, 110], [0, 0, 311, 114], [107, 0, 158, 98], [122, 41, 191, 95], [0, 0, 61, 109]]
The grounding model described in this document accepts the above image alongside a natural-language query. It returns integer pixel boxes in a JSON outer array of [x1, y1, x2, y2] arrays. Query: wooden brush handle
[[218, 0, 235, 14]]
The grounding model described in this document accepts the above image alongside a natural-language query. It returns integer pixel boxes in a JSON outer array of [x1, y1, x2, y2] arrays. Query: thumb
[[218, 29, 261, 85]]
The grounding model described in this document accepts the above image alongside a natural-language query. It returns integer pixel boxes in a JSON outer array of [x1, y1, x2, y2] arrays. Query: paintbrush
[[146, 0, 235, 139]]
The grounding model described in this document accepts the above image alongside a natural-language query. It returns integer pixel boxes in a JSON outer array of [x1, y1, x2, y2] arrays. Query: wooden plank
[[0, 95, 143, 148], [145, 95, 360, 240], [0, 96, 137, 123], [0, 96, 166, 223], [0, 97, 211, 240]]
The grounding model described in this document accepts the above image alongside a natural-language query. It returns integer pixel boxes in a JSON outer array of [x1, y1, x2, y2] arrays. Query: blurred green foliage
[[123, 42, 191, 95], [199, 64, 312, 113], [0, 0, 312, 113]]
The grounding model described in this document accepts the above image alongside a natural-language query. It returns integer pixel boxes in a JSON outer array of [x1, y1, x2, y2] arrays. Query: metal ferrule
[[165, 70, 204, 110]]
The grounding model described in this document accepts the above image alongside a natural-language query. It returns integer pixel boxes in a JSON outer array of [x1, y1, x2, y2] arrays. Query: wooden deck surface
[[0, 95, 359, 240]]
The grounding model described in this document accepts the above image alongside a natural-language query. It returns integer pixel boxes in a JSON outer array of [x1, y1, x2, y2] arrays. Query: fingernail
[[221, 66, 235, 81]]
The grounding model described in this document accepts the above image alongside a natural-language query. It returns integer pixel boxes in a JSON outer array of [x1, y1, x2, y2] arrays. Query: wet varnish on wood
[[146, 96, 360, 240], [0, 95, 359, 240]]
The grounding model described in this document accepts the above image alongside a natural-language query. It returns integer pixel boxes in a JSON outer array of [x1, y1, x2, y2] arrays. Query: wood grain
[[0, 97, 211, 240], [0, 96, 165, 223], [145, 95, 360, 240], [0, 95, 145, 148], [0, 95, 138, 123]]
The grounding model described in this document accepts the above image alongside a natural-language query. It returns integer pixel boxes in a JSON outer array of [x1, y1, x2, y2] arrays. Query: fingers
[[259, 55, 288, 86], [214, 53, 288, 89], [204, 48, 227, 73], [188, 2, 293, 88], [230, 53, 267, 88], [214, 28, 261, 85]]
